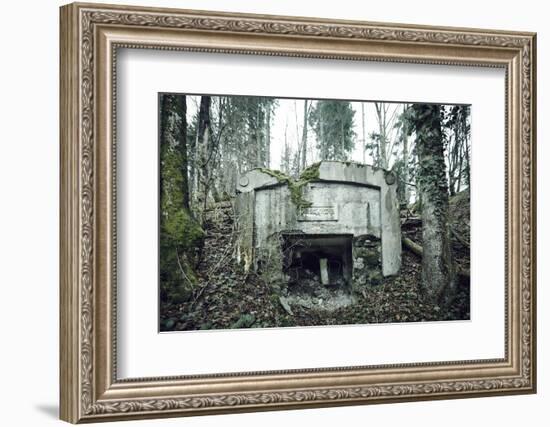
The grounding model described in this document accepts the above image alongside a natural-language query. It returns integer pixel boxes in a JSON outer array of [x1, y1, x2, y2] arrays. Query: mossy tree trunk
[[159, 94, 204, 305], [411, 104, 456, 304]]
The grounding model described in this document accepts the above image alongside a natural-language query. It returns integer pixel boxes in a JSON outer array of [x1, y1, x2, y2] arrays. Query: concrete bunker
[[235, 161, 401, 304]]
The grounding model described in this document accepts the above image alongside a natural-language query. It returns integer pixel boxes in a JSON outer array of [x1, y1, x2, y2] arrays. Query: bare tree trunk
[[282, 120, 290, 174], [361, 102, 366, 164], [448, 133, 457, 196], [176, 95, 190, 211], [320, 117, 326, 160], [340, 120, 345, 161], [375, 102, 388, 169], [188, 125, 196, 200], [412, 104, 456, 304], [301, 100, 308, 170], [464, 134, 470, 188], [456, 133, 463, 194], [293, 101, 301, 169], [402, 105, 410, 205], [256, 105, 262, 167], [266, 105, 271, 168], [197, 96, 211, 214]]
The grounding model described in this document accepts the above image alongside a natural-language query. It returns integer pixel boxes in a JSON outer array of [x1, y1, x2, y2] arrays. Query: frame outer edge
[[60, 3, 81, 424], [68, 1, 537, 37], [529, 33, 537, 393], [59, 2, 537, 422]]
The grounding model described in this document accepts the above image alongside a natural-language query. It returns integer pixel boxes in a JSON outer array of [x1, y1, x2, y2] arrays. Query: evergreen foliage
[[308, 100, 356, 161]]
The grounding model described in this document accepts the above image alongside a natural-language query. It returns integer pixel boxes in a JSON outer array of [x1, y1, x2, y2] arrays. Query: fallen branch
[[175, 247, 195, 287], [279, 296, 294, 316], [402, 236, 470, 279], [402, 236, 423, 256], [190, 281, 209, 309]]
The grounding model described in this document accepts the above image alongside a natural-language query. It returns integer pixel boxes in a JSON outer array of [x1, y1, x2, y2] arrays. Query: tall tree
[[407, 104, 456, 303], [393, 104, 413, 205], [309, 100, 355, 161], [361, 102, 367, 164], [301, 100, 309, 170], [176, 95, 190, 210], [161, 94, 191, 212], [245, 97, 274, 169], [214, 95, 275, 184], [265, 104, 271, 168], [374, 102, 389, 168], [196, 96, 212, 213], [371, 102, 402, 169], [281, 120, 292, 174], [442, 105, 471, 195], [159, 94, 203, 304], [293, 100, 301, 168], [211, 96, 249, 195]]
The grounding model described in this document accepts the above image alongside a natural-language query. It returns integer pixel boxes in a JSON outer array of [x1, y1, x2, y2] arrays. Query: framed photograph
[[60, 2, 537, 423]]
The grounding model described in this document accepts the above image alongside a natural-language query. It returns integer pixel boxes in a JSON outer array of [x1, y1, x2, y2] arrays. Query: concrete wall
[[254, 182, 381, 246], [317, 162, 401, 276], [236, 161, 401, 277]]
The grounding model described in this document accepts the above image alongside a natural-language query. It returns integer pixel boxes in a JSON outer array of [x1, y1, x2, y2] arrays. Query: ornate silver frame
[[60, 2, 536, 423]]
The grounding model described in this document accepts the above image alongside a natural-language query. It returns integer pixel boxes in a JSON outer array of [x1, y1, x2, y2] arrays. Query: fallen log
[[402, 236, 470, 279], [402, 236, 423, 257]]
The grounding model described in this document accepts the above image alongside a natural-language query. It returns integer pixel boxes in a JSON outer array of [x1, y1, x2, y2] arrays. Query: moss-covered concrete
[[258, 162, 321, 209], [352, 235, 383, 290]]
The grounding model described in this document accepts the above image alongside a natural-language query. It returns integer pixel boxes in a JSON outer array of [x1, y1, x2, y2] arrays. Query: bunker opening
[[282, 234, 353, 289]]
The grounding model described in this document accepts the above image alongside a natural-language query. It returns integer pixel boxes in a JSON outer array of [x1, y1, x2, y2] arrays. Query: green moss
[[363, 250, 380, 267], [368, 271, 383, 286], [258, 162, 321, 209], [160, 208, 204, 305], [258, 168, 290, 182], [162, 201, 204, 248], [299, 162, 320, 181], [269, 293, 280, 306]]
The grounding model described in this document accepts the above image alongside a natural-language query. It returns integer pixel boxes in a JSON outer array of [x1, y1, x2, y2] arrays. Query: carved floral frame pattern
[[60, 2, 536, 423]]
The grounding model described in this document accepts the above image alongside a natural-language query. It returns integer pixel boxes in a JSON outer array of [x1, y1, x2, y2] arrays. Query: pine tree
[[309, 100, 355, 161]]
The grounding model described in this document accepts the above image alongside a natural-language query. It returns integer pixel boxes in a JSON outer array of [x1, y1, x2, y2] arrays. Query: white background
[[0, 0, 546, 426], [117, 49, 505, 378]]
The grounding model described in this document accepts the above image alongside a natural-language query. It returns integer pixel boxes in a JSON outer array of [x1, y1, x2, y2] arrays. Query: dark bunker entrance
[[282, 234, 353, 289]]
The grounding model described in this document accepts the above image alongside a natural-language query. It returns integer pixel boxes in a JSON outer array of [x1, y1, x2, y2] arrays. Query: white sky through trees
[[185, 95, 408, 172]]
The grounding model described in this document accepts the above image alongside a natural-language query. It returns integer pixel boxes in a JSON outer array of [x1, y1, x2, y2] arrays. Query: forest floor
[[160, 192, 471, 332]]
